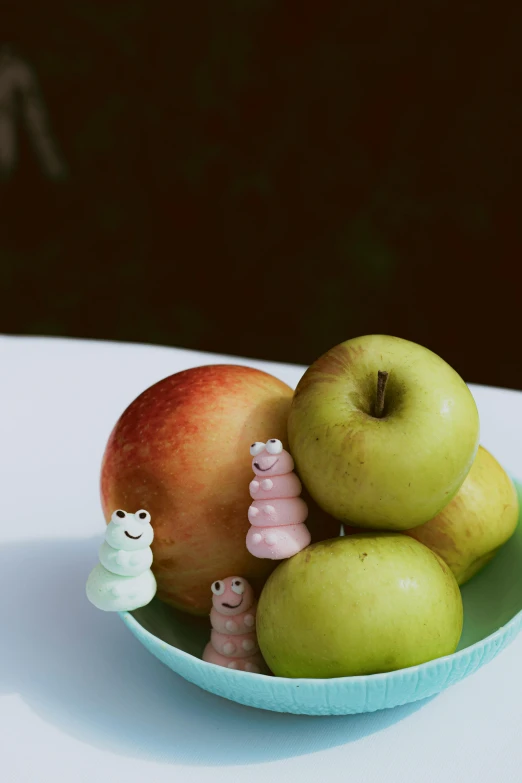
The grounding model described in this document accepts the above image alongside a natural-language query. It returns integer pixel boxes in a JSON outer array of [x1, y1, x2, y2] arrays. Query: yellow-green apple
[[288, 334, 480, 530], [257, 533, 463, 678], [101, 364, 339, 615], [405, 446, 519, 585]]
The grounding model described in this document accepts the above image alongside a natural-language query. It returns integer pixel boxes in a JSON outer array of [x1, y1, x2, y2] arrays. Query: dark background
[[2, 1, 522, 387]]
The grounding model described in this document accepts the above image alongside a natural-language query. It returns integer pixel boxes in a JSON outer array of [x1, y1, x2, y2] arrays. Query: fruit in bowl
[[344, 446, 519, 584], [288, 334, 480, 530], [256, 534, 463, 678], [101, 364, 339, 615], [101, 334, 522, 714], [405, 445, 519, 584]]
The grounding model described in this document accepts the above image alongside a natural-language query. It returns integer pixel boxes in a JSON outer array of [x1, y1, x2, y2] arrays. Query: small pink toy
[[202, 576, 268, 673], [246, 439, 311, 559]]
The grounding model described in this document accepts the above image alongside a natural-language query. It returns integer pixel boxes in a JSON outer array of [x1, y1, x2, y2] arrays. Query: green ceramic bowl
[[120, 480, 522, 715]]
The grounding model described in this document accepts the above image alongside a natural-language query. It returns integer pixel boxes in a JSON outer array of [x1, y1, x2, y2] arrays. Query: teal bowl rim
[[119, 599, 521, 689]]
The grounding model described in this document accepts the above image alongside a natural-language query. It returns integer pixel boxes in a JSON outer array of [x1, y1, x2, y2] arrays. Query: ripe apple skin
[[257, 533, 463, 678], [405, 446, 519, 585], [288, 334, 480, 530], [101, 364, 339, 615]]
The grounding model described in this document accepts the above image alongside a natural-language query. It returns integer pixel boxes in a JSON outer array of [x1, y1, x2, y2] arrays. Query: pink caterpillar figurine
[[202, 576, 267, 673], [246, 438, 311, 560]]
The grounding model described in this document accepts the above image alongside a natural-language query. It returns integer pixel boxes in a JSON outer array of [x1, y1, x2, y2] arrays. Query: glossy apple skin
[[101, 364, 339, 615], [257, 533, 463, 678], [405, 446, 519, 585], [288, 334, 480, 530]]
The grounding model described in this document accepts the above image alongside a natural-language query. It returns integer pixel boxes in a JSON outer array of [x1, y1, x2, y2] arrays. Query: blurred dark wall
[[2, 2, 522, 387]]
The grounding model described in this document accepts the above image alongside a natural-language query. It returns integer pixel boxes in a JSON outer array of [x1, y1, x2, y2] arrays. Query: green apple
[[257, 534, 463, 678], [288, 334, 480, 530], [405, 446, 519, 585]]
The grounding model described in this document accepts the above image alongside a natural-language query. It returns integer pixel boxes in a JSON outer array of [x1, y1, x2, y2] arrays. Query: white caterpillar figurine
[[246, 438, 311, 559], [202, 576, 268, 673], [86, 509, 157, 612]]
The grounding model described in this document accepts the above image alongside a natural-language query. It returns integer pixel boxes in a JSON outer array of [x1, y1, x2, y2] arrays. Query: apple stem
[[374, 371, 389, 418]]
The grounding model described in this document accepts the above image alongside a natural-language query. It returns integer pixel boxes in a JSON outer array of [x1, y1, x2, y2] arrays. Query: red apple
[[100, 364, 339, 615]]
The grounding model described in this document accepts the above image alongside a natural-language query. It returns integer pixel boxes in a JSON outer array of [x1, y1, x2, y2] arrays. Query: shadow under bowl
[[119, 481, 522, 715]]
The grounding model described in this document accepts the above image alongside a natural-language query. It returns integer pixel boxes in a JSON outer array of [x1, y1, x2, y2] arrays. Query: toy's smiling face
[[250, 439, 294, 476], [105, 509, 154, 551], [211, 576, 254, 616]]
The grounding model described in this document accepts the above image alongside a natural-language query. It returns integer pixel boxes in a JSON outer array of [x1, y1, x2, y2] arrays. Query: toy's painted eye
[[231, 579, 245, 595], [250, 442, 266, 456], [111, 509, 127, 524], [211, 581, 225, 596], [265, 439, 283, 455], [135, 509, 151, 524]]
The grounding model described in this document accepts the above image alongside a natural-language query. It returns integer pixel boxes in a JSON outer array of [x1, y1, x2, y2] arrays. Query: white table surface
[[2, 335, 522, 783]]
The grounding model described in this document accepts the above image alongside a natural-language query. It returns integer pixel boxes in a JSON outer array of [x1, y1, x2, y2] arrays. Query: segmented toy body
[[246, 439, 311, 559], [202, 576, 268, 674], [86, 509, 157, 612]]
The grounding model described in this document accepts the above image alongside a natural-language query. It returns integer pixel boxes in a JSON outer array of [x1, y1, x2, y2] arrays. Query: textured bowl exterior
[[118, 478, 522, 715], [120, 608, 520, 715]]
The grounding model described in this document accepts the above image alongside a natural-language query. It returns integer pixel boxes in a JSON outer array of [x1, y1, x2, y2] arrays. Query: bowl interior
[[132, 482, 522, 664]]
